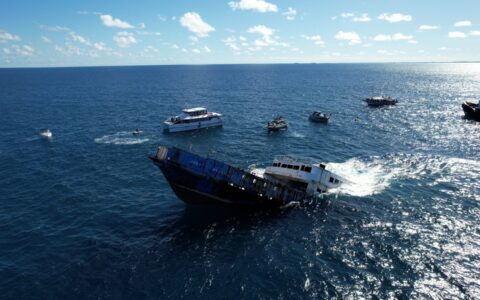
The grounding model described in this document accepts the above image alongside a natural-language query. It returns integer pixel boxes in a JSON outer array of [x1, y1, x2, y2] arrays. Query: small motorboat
[[132, 128, 143, 136], [365, 96, 398, 107], [267, 116, 288, 131], [462, 101, 480, 121], [309, 111, 330, 123], [40, 128, 52, 138]]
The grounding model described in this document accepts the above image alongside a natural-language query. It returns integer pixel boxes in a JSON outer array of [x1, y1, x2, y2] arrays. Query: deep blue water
[[0, 64, 479, 299]]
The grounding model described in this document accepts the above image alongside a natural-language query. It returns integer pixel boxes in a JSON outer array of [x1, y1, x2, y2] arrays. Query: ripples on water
[[0, 63, 479, 299]]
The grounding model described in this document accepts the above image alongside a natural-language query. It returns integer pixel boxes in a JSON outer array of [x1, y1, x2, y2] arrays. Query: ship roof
[[183, 107, 207, 113], [273, 155, 321, 166]]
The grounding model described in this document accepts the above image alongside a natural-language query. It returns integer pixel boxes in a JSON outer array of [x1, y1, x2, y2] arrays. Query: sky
[[0, 0, 479, 67]]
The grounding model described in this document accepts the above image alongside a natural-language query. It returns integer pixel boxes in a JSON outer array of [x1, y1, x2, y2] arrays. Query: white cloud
[[100, 14, 134, 29], [180, 12, 215, 37], [448, 31, 467, 38], [377, 49, 388, 54], [3, 48, 11, 54], [283, 8, 297, 21], [203, 46, 211, 53], [341, 13, 354, 18], [223, 36, 241, 51], [352, 14, 371, 23], [55, 43, 81, 56], [335, 31, 361, 45], [470, 30, 480, 36], [8, 45, 35, 56], [378, 13, 412, 23], [301, 35, 325, 45], [94, 42, 109, 51], [41, 36, 51, 43], [454, 20, 472, 27], [373, 34, 391, 41], [70, 32, 90, 45], [408, 40, 418, 44], [374, 33, 413, 41], [392, 33, 413, 40], [136, 31, 161, 36], [192, 48, 201, 54], [189, 35, 199, 43], [113, 31, 137, 47], [248, 25, 278, 47], [0, 30, 21, 43], [228, 0, 278, 13], [419, 25, 439, 31], [170, 44, 180, 49], [39, 24, 70, 32]]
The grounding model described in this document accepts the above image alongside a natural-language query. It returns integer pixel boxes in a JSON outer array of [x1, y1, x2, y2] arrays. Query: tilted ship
[[150, 146, 343, 207]]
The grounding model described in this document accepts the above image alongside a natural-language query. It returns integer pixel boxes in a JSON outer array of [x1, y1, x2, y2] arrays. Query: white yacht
[[164, 107, 223, 133], [251, 155, 343, 197]]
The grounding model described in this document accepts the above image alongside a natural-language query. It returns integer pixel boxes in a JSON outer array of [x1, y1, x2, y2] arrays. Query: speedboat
[[132, 128, 142, 136], [267, 116, 288, 131], [40, 128, 52, 138], [164, 107, 223, 133], [251, 155, 343, 196], [309, 111, 330, 123], [365, 96, 398, 107], [462, 101, 480, 121]]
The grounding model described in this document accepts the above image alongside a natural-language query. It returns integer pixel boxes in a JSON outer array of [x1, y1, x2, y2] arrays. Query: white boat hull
[[164, 118, 223, 133]]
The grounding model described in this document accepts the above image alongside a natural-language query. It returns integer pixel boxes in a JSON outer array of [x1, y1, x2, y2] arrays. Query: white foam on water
[[94, 131, 149, 145], [290, 131, 305, 138], [327, 154, 480, 198], [328, 157, 396, 197]]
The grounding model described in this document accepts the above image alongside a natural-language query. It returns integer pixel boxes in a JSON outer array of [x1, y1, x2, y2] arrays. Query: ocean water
[[0, 63, 479, 299]]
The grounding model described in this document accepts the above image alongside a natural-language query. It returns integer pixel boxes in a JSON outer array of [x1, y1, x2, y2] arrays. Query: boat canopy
[[183, 107, 207, 116]]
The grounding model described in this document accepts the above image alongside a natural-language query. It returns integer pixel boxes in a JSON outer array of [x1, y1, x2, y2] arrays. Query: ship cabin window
[[320, 164, 326, 169], [329, 177, 334, 183], [188, 110, 207, 116], [293, 165, 299, 170], [304, 166, 312, 173], [300, 165, 305, 171], [334, 179, 339, 184], [287, 165, 293, 169], [281, 164, 287, 168]]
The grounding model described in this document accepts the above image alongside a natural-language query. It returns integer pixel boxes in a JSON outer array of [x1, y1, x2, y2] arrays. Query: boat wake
[[327, 157, 397, 197], [328, 154, 480, 198], [94, 131, 149, 145], [290, 131, 305, 138]]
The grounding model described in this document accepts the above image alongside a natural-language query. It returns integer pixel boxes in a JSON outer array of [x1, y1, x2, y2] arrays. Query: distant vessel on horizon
[[164, 107, 223, 133]]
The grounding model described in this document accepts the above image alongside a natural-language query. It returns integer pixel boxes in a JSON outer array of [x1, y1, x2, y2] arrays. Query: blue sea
[[0, 63, 479, 299]]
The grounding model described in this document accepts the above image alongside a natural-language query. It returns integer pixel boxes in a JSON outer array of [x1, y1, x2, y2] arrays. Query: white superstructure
[[164, 107, 223, 133], [261, 155, 343, 196]]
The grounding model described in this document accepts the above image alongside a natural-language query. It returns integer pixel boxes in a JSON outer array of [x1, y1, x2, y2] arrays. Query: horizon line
[[1, 60, 479, 70]]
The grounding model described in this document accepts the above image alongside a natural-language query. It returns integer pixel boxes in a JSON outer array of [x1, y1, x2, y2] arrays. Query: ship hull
[[164, 118, 223, 133], [151, 146, 307, 207]]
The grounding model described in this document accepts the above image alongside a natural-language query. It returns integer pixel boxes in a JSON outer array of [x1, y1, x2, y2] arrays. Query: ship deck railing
[[165, 147, 308, 203]]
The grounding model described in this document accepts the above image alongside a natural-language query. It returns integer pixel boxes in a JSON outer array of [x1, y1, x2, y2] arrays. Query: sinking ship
[[150, 146, 343, 207]]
